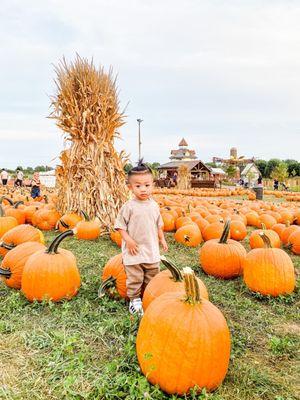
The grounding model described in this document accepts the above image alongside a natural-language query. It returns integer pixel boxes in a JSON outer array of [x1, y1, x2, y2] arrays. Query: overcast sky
[[1, 0, 300, 169]]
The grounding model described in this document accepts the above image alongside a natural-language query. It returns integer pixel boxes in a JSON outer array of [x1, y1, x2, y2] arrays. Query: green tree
[[124, 163, 133, 174], [265, 159, 281, 178], [255, 160, 267, 177], [246, 170, 256, 186], [270, 162, 288, 182], [225, 165, 237, 180]]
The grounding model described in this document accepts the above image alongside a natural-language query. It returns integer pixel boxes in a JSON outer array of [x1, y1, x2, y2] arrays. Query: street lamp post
[[137, 118, 143, 160]]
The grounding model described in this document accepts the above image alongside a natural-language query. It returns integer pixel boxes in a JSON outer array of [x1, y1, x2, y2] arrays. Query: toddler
[[114, 160, 168, 316]]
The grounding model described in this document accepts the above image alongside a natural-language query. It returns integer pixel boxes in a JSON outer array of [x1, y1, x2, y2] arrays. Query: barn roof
[[158, 160, 211, 172]]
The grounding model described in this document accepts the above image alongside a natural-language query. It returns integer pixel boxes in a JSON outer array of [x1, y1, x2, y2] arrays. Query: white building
[[39, 170, 56, 188], [241, 163, 261, 185]]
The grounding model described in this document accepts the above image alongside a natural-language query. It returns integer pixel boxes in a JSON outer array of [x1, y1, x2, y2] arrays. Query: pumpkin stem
[[46, 230, 74, 254], [0, 205, 4, 217], [261, 223, 267, 230], [14, 201, 24, 209], [0, 242, 15, 250], [259, 232, 272, 248], [0, 267, 11, 278], [183, 267, 201, 304], [219, 219, 231, 244], [43, 195, 48, 204], [160, 256, 183, 282], [98, 276, 117, 298], [0, 196, 13, 206], [81, 210, 90, 221], [59, 219, 70, 229]]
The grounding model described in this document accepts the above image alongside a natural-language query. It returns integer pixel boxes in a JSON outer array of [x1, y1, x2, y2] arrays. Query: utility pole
[[137, 118, 143, 160]]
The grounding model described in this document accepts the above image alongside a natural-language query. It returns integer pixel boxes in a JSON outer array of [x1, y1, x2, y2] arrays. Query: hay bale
[[50, 55, 128, 230]]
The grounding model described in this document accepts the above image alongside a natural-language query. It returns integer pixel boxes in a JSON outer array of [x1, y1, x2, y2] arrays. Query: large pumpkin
[[200, 220, 247, 279], [243, 233, 295, 297], [32, 209, 61, 231], [0, 224, 45, 257], [136, 268, 231, 395], [99, 253, 127, 299], [142, 257, 208, 310], [21, 230, 80, 302], [0, 241, 45, 289]]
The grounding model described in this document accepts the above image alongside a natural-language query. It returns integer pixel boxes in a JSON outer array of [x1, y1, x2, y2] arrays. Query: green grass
[[0, 231, 299, 400]]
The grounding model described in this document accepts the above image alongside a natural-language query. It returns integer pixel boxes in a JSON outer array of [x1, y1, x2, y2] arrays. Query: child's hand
[[126, 237, 138, 255], [160, 238, 168, 252]]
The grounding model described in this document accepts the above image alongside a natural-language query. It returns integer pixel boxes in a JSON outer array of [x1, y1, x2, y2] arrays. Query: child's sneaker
[[129, 298, 144, 317]]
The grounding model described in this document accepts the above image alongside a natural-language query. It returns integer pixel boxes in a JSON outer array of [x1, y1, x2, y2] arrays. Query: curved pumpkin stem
[[160, 256, 183, 282], [0, 196, 13, 206], [219, 219, 231, 244], [80, 210, 90, 221], [182, 267, 201, 304], [0, 242, 15, 250], [0, 267, 11, 278], [98, 276, 117, 298], [46, 230, 74, 254], [59, 219, 70, 229], [0, 205, 5, 217], [259, 232, 272, 248], [14, 201, 24, 209]]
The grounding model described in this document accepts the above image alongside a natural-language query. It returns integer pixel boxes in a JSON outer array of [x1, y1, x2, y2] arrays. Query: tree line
[[255, 159, 300, 178], [2, 166, 53, 176]]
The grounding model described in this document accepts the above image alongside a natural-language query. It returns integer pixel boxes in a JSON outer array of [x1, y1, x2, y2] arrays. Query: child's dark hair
[[128, 159, 153, 177]]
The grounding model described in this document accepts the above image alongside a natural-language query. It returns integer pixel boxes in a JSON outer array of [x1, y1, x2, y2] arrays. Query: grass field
[[0, 229, 299, 400]]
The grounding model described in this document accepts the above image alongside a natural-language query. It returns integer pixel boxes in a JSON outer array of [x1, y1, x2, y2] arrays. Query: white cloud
[[0, 0, 300, 168]]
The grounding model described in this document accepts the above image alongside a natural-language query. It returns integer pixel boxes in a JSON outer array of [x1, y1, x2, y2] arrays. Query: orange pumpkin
[[58, 212, 83, 232], [202, 220, 227, 241], [288, 230, 300, 255], [161, 212, 175, 232], [21, 230, 80, 302], [74, 212, 101, 240], [230, 220, 247, 241], [0, 241, 45, 289], [200, 220, 247, 279], [142, 257, 208, 310], [99, 254, 127, 299], [32, 209, 61, 231], [174, 224, 203, 247], [0, 206, 18, 238], [249, 229, 281, 249], [243, 233, 295, 296], [280, 225, 300, 245], [136, 268, 231, 395]]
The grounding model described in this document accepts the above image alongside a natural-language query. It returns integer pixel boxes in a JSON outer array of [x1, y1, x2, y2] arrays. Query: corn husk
[[50, 55, 128, 230], [177, 164, 191, 190]]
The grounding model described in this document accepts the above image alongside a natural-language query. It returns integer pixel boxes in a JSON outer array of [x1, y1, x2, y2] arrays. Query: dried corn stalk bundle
[[177, 164, 191, 190], [50, 55, 128, 230]]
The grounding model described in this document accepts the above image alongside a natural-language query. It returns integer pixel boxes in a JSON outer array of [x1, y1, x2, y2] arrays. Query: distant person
[[1, 169, 8, 186], [31, 172, 41, 199], [273, 179, 279, 190], [257, 176, 263, 186], [172, 171, 178, 185], [15, 169, 24, 187]]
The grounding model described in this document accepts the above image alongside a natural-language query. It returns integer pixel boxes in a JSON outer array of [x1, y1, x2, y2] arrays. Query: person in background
[[274, 179, 279, 190], [172, 171, 178, 185], [257, 176, 263, 186], [31, 172, 41, 199], [1, 169, 8, 186], [15, 169, 24, 187]]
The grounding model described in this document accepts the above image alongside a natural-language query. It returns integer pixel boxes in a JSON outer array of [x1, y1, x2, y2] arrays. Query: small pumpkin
[[0, 241, 45, 289], [58, 212, 83, 232], [99, 254, 127, 299], [174, 224, 203, 247], [287, 229, 300, 255], [0, 206, 18, 239], [243, 232, 295, 297], [75, 211, 101, 240], [249, 227, 281, 249], [200, 220, 247, 279], [21, 230, 80, 302]]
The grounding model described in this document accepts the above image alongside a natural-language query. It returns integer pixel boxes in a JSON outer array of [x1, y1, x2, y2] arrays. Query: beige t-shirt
[[114, 198, 163, 265]]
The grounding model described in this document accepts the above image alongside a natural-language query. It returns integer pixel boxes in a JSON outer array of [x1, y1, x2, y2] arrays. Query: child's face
[[128, 173, 154, 200]]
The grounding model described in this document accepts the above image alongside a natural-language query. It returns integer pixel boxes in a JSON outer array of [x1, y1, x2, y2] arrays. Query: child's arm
[[158, 227, 168, 252], [117, 229, 138, 256]]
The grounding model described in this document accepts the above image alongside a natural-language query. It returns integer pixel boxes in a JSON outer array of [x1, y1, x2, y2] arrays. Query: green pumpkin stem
[[13, 201, 24, 209], [259, 232, 272, 248], [0, 267, 12, 278], [46, 230, 74, 254], [183, 267, 201, 304], [0, 196, 13, 206], [81, 210, 90, 221], [98, 276, 117, 298], [160, 256, 183, 282], [219, 219, 231, 244]]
